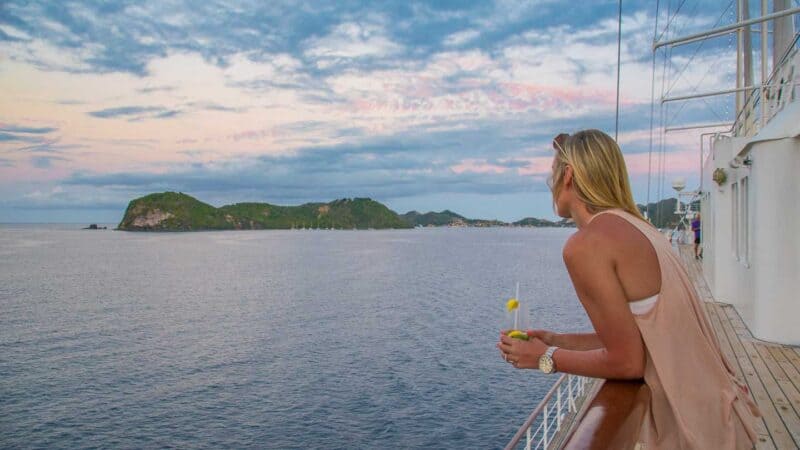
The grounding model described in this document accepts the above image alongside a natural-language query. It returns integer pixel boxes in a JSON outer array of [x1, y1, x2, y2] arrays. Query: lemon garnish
[[508, 330, 529, 340], [506, 298, 519, 311]]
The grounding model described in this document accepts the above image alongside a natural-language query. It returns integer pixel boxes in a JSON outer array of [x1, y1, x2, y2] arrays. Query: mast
[[736, 0, 755, 118], [773, 0, 795, 69]]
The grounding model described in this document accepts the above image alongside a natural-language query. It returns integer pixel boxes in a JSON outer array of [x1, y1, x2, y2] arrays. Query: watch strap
[[545, 346, 559, 372]]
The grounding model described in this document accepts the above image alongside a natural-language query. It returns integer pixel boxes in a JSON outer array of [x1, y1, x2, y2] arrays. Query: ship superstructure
[[700, 2, 800, 345]]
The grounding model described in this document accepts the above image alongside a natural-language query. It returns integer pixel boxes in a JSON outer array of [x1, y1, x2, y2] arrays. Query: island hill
[[117, 192, 571, 231]]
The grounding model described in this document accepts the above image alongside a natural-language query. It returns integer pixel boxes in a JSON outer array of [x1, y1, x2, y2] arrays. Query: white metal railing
[[734, 33, 800, 137], [505, 374, 594, 450]]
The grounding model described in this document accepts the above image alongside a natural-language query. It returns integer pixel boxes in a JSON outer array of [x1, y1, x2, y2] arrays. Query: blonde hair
[[551, 129, 646, 222]]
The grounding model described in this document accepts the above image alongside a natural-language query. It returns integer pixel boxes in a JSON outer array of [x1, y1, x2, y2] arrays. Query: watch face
[[539, 356, 554, 373]]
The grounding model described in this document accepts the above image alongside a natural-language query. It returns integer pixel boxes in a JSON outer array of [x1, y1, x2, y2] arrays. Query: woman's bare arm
[[498, 219, 650, 379], [551, 229, 646, 379], [550, 332, 603, 351], [528, 329, 602, 350]]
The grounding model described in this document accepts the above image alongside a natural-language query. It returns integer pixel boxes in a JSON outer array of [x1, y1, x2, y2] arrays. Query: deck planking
[[678, 246, 800, 449]]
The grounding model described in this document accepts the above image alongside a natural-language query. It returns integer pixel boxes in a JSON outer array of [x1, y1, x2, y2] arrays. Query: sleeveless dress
[[591, 209, 760, 449]]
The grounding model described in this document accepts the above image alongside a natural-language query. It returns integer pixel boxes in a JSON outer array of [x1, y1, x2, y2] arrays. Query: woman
[[497, 130, 759, 449], [692, 213, 702, 259]]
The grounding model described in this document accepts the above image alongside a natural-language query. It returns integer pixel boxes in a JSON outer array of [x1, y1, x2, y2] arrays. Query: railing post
[[568, 375, 575, 411], [543, 403, 549, 449], [526, 427, 531, 450], [556, 387, 562, 430]]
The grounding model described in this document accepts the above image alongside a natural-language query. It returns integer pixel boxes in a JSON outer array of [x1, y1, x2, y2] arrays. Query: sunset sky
[[0, 0, 740, 223]]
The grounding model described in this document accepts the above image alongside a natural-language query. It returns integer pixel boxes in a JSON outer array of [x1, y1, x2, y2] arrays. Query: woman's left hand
[[497, 333, 548, 369]]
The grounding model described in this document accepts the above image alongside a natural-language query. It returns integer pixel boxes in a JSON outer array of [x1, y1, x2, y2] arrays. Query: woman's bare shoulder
[[563, 223, 611, 264], [564, 214, 643, 262]]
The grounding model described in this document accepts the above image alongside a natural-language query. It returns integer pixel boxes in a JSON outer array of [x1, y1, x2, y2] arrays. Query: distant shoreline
[[116, 192, 571, 232]]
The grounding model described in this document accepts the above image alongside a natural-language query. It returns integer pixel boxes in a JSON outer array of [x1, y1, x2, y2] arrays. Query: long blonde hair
[[550, 129, 646, 222]]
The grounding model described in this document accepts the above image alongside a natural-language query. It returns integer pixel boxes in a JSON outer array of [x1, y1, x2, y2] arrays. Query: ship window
[[732, 181, 739, 260]]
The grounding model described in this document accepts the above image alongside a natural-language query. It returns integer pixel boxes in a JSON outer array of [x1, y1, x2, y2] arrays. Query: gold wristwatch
[[539, 346, 559, 374]]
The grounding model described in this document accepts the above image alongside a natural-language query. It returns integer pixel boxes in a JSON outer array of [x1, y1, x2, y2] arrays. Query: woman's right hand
[[526, 329, 556, 346]]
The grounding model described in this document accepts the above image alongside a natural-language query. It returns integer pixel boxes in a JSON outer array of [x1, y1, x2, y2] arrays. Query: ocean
[[0, 225, 589, 449]]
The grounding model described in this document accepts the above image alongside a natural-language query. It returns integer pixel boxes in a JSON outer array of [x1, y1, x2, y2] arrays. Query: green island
[[118, 192, 412, 231], [117, 192, 574, 231], [117, 192, 680, 231]]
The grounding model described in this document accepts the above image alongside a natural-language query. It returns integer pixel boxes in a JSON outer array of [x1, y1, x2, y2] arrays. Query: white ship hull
[[701, 49, 800, 345]]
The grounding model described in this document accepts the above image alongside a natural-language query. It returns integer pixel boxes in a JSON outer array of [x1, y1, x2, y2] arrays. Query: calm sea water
[[0, 225, 589, 449]]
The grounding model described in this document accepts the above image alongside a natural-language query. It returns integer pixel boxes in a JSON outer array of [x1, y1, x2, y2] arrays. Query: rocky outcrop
[[131, 209, 174, 228]]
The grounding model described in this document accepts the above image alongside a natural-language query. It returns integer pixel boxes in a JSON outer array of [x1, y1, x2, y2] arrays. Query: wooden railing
[[560, 380, 649, 449], [507, 378, 649, 450]]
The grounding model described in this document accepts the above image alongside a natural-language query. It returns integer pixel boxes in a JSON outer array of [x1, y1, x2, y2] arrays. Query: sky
[[0, 0, 742, 223]]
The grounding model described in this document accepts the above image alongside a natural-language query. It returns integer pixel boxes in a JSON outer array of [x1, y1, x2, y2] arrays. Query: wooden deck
[[679, 246, 800, 449]]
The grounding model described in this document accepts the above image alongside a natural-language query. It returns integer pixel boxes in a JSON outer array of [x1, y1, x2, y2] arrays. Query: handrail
[[732, 32, 800, 136], [505, 374, 594, 450], [560, 380, 650, 449], [505, 374, 566, 450]]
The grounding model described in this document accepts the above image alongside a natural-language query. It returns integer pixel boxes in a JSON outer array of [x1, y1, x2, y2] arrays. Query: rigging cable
[[660, 47, 673, 227], [664, 1, 735, 98], [646, 0, 662, 219], [657, 0, 672, 227], [655, 0, 688, 43], [615, 0, 623, 141], [666, 3, 736, 128]]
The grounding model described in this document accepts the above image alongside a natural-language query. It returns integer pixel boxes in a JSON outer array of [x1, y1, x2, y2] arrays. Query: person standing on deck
[[497, 130, 760, 449], [692, 213, 702, 259]]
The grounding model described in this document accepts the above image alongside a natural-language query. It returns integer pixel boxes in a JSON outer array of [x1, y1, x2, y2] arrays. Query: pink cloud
[[226, 128, 276, 142], [451, 156, 556, 177], [508, 150, 700, 181], [517, 156, 554, 176], [624, 148, 702, 177], [345, 78, 638, 117], [450, 159, 509, 174], [499, 82, 638, 110]]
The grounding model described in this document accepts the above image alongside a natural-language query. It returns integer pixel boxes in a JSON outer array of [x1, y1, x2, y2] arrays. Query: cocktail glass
[[504, 282, 530, 340]]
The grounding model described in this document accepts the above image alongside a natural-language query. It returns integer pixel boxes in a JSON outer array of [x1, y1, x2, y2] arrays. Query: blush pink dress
[[594, 209, 760, 449]]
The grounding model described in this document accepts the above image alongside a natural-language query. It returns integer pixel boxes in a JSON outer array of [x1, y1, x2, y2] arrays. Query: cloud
[[443, 29, 481, 47], [16, 141, 86, 153], [0, 132, 40, 142], [137, 85, 177, 94], [63, 118, 560, 205], [0, 1, 378, 76], [0, 23, 32, 41], [304, 18, 404, 68], [0, 123, 60, 149], [55, 99, 88, 105], [3, 184, 124, 210], [154, 109, 181, 119], [0, 124, 59, 134], [184, 101, 246, 113], [0, 0, 732, 221], [86, 99, 244, 123], [87, 105, 180, 120], [31, 155, 69, 169]]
